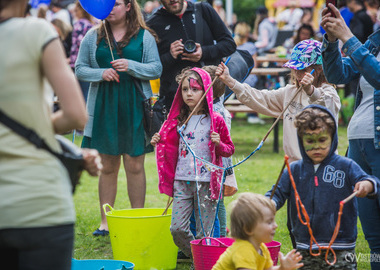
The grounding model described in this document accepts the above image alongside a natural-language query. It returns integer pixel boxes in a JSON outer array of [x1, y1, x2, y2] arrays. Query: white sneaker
[[247, 116, 265, 124]]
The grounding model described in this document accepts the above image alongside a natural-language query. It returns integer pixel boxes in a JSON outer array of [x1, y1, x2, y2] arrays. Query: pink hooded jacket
[[155, 67, 235, 200]]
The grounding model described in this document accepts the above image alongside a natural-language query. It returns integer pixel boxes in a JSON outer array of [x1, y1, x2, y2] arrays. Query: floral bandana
[[283, 39, 323, 70]]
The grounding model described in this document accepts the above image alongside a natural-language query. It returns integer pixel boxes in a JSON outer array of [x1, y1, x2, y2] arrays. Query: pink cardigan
[[155, 68, 235, 199]]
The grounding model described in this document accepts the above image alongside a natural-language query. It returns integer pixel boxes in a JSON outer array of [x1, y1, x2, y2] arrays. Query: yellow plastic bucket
[[103, 204, 178, 270]]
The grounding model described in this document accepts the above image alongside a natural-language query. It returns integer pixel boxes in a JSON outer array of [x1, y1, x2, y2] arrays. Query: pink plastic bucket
[[191, 237, 234, 270], [265, 240, 282, 265], [190, 237, 281, 270]]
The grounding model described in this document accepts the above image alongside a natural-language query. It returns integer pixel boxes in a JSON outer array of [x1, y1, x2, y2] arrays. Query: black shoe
[[177, 250, 192, 263], [92, 228, 109, 236]]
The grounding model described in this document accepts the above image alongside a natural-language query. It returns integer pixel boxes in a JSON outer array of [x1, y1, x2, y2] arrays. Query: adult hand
[[82, 149, 102, 176], [300, 72, 314, 96], [182, 43, 202, 62], [170, 39, 184, 59], [102, 68, 120, 83], [354, 180, 374, 197], [215, 62, 236, 89], [111, 59, 129, 72], [320, 4, 354, 43]]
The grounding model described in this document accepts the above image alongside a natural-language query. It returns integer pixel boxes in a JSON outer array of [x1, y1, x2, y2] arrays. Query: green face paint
[[302, 130, 332, 152]]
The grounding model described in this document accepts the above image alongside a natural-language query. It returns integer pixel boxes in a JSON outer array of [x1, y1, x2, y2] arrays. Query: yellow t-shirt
[[0, 17, 75, 229], [212, 239, 273, 270]]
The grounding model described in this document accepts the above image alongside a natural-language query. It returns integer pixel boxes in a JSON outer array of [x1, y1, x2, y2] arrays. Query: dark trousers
[[0, 224, 74, 270]]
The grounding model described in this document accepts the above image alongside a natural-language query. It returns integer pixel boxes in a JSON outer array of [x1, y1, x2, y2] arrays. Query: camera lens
[[184, 40, 196, 53]]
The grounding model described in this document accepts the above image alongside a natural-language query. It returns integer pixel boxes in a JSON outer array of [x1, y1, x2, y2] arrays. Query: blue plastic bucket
[[71, 258, 134, 270]]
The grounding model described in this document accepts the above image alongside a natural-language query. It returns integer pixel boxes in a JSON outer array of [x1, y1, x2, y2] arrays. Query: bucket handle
[[102, 203, 114, 214], [197, 237, 229, 247]]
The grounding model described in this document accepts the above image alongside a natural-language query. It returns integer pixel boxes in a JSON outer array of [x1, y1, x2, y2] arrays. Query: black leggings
[[0, 224, 74, 270]]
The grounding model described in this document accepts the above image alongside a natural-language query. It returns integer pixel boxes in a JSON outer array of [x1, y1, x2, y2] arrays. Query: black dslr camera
[[184, 40, 196, 53]]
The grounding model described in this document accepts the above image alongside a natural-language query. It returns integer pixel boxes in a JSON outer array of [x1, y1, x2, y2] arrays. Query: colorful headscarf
[[283, 39, 323, 70]]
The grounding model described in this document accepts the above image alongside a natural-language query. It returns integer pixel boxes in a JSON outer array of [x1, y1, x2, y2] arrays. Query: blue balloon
[[79, 0, 116, 20]]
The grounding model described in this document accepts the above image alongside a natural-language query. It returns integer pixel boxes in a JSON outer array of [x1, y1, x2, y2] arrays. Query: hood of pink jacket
[[166, 67, 215, 130], [156, 67, 232, 200]]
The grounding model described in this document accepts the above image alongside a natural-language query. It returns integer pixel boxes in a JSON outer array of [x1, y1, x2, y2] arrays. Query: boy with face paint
[[267, 105, 380, 269]]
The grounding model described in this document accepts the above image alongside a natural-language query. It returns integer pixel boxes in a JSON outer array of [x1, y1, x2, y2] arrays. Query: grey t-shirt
[[175, 115, 212, 182], [347, 54, 380, 140]]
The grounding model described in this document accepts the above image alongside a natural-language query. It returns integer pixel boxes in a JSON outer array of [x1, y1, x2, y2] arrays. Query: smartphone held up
[[326, 0, 337, 18]]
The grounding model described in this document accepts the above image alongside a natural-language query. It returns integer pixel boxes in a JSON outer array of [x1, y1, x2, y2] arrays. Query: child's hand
[[300, 72, 314, 96], [215, 62, 236, 89], [278, 250, 303, 270], [354, 180, 374, 197], [210, 131, 220, 146], [150, 133, 161, 147]]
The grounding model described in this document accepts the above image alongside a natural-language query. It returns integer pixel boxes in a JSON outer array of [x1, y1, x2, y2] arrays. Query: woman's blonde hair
[[37, 4, 49, 19], [75, 0, 94, 24], [96, 0, 158, 54], [51, 18, 72, 40], [230, 193, 276, 240], [234, 22, 251, 46]]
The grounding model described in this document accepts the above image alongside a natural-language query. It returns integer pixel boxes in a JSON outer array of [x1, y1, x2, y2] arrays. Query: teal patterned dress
[[82, 29, 153, 155]]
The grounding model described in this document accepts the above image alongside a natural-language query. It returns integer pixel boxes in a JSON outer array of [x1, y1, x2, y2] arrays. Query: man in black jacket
[[147, 0, 236, 109]]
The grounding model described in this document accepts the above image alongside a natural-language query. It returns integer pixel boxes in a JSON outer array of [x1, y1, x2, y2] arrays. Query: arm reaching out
[[215, 62, 236, 89], [320, 4, 354, 44]]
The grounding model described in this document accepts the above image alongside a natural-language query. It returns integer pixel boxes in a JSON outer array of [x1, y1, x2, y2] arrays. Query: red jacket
[[155, 67, 235, 199]]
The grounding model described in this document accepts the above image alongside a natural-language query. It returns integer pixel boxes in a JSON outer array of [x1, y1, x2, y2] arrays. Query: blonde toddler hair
[[230, 193, 276, 240]]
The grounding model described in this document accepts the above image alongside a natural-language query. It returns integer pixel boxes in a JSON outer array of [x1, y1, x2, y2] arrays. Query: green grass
[[71, 115, 371, 269]]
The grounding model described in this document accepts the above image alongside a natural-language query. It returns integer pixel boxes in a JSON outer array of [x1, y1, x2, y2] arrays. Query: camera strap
[[194, 2, 205, 66], [194, 2, 203, 44], [0, 109, 60, 159]]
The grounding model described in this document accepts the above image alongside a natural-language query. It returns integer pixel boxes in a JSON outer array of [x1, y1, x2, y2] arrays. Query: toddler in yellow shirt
[[212, 193, 303, 270]]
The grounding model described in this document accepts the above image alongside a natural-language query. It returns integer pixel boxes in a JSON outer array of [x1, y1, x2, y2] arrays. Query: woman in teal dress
[[75, 0, 162, 236]]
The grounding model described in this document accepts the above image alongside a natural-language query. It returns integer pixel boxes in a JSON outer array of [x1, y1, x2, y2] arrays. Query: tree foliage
[[233, 0, 266, 26]]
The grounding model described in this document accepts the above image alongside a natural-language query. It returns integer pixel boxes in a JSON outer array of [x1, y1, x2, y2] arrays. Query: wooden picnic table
[[250, 67, 290, 76], [256, 55, 289, 65]]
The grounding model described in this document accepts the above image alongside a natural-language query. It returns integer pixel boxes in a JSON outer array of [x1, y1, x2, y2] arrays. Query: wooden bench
[[224, 99, 255, 113]]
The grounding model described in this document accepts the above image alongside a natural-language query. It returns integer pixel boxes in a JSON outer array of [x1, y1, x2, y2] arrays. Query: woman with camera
[[0, 0, 101, 269], [75, 0, 162, 236]]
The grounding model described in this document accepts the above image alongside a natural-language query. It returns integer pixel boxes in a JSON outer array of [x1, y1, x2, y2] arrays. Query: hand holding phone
[[326, 0, 337, 18]]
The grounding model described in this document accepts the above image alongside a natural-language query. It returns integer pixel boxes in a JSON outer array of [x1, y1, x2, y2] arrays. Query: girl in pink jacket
[[151, 67, 235, 258]]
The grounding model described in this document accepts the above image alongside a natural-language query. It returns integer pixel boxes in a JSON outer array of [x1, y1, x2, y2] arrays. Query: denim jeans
[[0, 224, 74, 270], [348, 139, 380, 270]]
